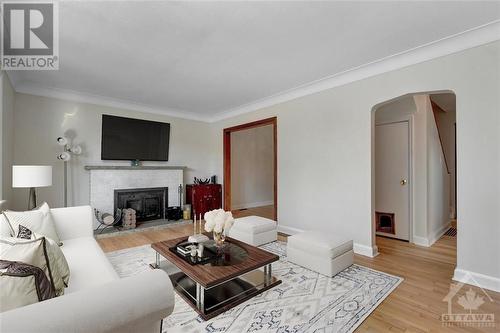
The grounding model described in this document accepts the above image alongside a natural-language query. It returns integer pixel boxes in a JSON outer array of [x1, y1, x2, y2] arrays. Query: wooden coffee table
[[150, 235, 281, 320]]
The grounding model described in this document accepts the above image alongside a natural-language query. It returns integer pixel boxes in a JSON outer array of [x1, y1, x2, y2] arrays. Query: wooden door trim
[[223, 117, 278, 221]]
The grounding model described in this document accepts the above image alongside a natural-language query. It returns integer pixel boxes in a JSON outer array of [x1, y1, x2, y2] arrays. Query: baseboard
[[353, 243, 379, 258], [428, 223, 451, 245], [453, 268, 500, 293], [277, 225, 304, 236], [232, 200, 274, 210], [412, 222, 451, 247], [412, 235, 431, 247]]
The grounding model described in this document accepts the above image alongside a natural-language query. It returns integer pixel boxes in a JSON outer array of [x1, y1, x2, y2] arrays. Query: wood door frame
[[223, 117, 277, 221]]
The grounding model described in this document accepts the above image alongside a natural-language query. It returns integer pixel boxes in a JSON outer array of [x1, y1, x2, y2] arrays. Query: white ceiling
[[8, 1, 500, 121]]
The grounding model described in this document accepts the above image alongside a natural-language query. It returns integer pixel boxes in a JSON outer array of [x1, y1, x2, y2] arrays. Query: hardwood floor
[[97, 220, 499, 332]]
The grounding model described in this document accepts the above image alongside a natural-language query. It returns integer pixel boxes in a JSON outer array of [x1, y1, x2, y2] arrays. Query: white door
[[375, 121, 410, 240]]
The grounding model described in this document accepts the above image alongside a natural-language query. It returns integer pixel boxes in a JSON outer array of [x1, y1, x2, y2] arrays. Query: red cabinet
[[185, 184, 222, 219]]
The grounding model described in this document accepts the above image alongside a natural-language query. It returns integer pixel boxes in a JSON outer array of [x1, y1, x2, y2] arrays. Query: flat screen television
[[101, 115, 170, 161]]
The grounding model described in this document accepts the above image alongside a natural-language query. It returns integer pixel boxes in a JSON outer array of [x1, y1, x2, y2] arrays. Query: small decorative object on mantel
[[188, 213, 209, 243], [121, 208, 137, 229], [204, 209, 234, 248], [194, 177, 210, 185]]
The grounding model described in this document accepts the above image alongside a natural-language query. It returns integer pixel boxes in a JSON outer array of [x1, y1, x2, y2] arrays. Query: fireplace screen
[[114, 187, 167, 223]]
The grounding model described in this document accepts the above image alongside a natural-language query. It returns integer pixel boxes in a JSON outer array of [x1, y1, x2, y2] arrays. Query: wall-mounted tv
[[101, 115, 170, 161]]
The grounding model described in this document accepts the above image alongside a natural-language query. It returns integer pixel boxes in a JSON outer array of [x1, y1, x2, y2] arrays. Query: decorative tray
[[169, 240, 219, 265]]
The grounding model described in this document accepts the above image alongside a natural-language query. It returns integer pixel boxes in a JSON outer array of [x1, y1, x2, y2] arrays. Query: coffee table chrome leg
[[196, 282, 205, 312], [154, 252, 160, 268], [264, 264, 272, 285]]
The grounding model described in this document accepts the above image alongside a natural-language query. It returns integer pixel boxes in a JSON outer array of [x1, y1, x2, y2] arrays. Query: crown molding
[[210, 20, 500, 123], [7, 20, 499, 123], [13, 82, 211, 122]]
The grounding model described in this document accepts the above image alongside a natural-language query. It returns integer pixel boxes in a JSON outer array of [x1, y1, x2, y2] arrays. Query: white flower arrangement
[[204, 209, 234, 235]]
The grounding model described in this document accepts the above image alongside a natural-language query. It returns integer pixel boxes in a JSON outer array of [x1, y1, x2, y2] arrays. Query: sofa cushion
[[287, 231, 353, 258], [0, 215, 12, 238], [61, 237, 118, 293], [3, 204, 62, 246], [231, 216, 276, 234]]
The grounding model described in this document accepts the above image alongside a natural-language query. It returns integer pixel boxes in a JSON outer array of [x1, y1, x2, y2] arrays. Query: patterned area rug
[[107, 241, 402, 333]]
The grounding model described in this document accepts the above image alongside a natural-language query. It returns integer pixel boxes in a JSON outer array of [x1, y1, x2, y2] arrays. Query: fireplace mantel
[[84, 165, 186, 171]]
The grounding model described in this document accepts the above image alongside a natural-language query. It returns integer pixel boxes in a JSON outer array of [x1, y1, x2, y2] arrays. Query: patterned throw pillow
[[0, 260, 56, 312], [0, 235, 70, 300], [13, 226, 70, 297], [0, 237, 56, 311], [2, 203, 62, 246], [17, 224, 33, 240]]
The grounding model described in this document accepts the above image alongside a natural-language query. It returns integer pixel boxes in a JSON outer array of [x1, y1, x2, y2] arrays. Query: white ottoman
[[228, 216, 277, 246], [287, 231, 353, 277]]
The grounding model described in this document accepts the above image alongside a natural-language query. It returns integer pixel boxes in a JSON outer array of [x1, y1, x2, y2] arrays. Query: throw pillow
[[36, 202, 63, 246], [5, 228, 69, 296], [0, 214, 12, 238], [3, 203, 62, 246], [0, 237, 57, 311], [40, 236, 70, 296], [0, 260, 56, 312]]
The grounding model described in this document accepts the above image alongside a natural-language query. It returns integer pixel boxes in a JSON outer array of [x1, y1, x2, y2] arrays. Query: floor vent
[[444, 227, 457, 237]]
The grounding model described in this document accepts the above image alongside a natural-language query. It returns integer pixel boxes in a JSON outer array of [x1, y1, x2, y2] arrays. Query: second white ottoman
[[228, 216, 277, 246], [287, 231, 353, 277]]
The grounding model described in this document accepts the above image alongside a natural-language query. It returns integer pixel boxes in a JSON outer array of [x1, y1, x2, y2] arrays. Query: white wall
[[374, 95, 416, 124], [11, 93, 216, 210], [230, 124, 274, 209], [434, 102, 456, 218], [415, 95, 451, 244], [211, 42, 500, 289], [1, 73, 15, 207]]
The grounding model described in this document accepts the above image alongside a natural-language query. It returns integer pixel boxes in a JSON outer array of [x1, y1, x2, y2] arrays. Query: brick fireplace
[[86, 165, 184, 228]]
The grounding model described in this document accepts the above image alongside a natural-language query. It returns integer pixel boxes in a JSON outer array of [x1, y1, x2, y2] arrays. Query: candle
[[199, 213, 202, 234], [193, 213, 196, 235]]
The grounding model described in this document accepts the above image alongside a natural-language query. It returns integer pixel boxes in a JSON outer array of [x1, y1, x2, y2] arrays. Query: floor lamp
[[12, 165, 53, 210], [56, 136, 82, 207]]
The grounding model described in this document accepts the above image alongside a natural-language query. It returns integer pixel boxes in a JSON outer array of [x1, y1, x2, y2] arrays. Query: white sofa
[[0, 205, 175, 333]]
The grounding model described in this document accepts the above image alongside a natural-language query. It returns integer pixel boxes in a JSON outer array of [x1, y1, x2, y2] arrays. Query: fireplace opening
[[375, 212, 395, 234], [114, 187, 167, 224]]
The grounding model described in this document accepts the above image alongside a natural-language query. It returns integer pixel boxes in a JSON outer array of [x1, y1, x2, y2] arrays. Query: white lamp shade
[[12, 165, 52, 188]]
